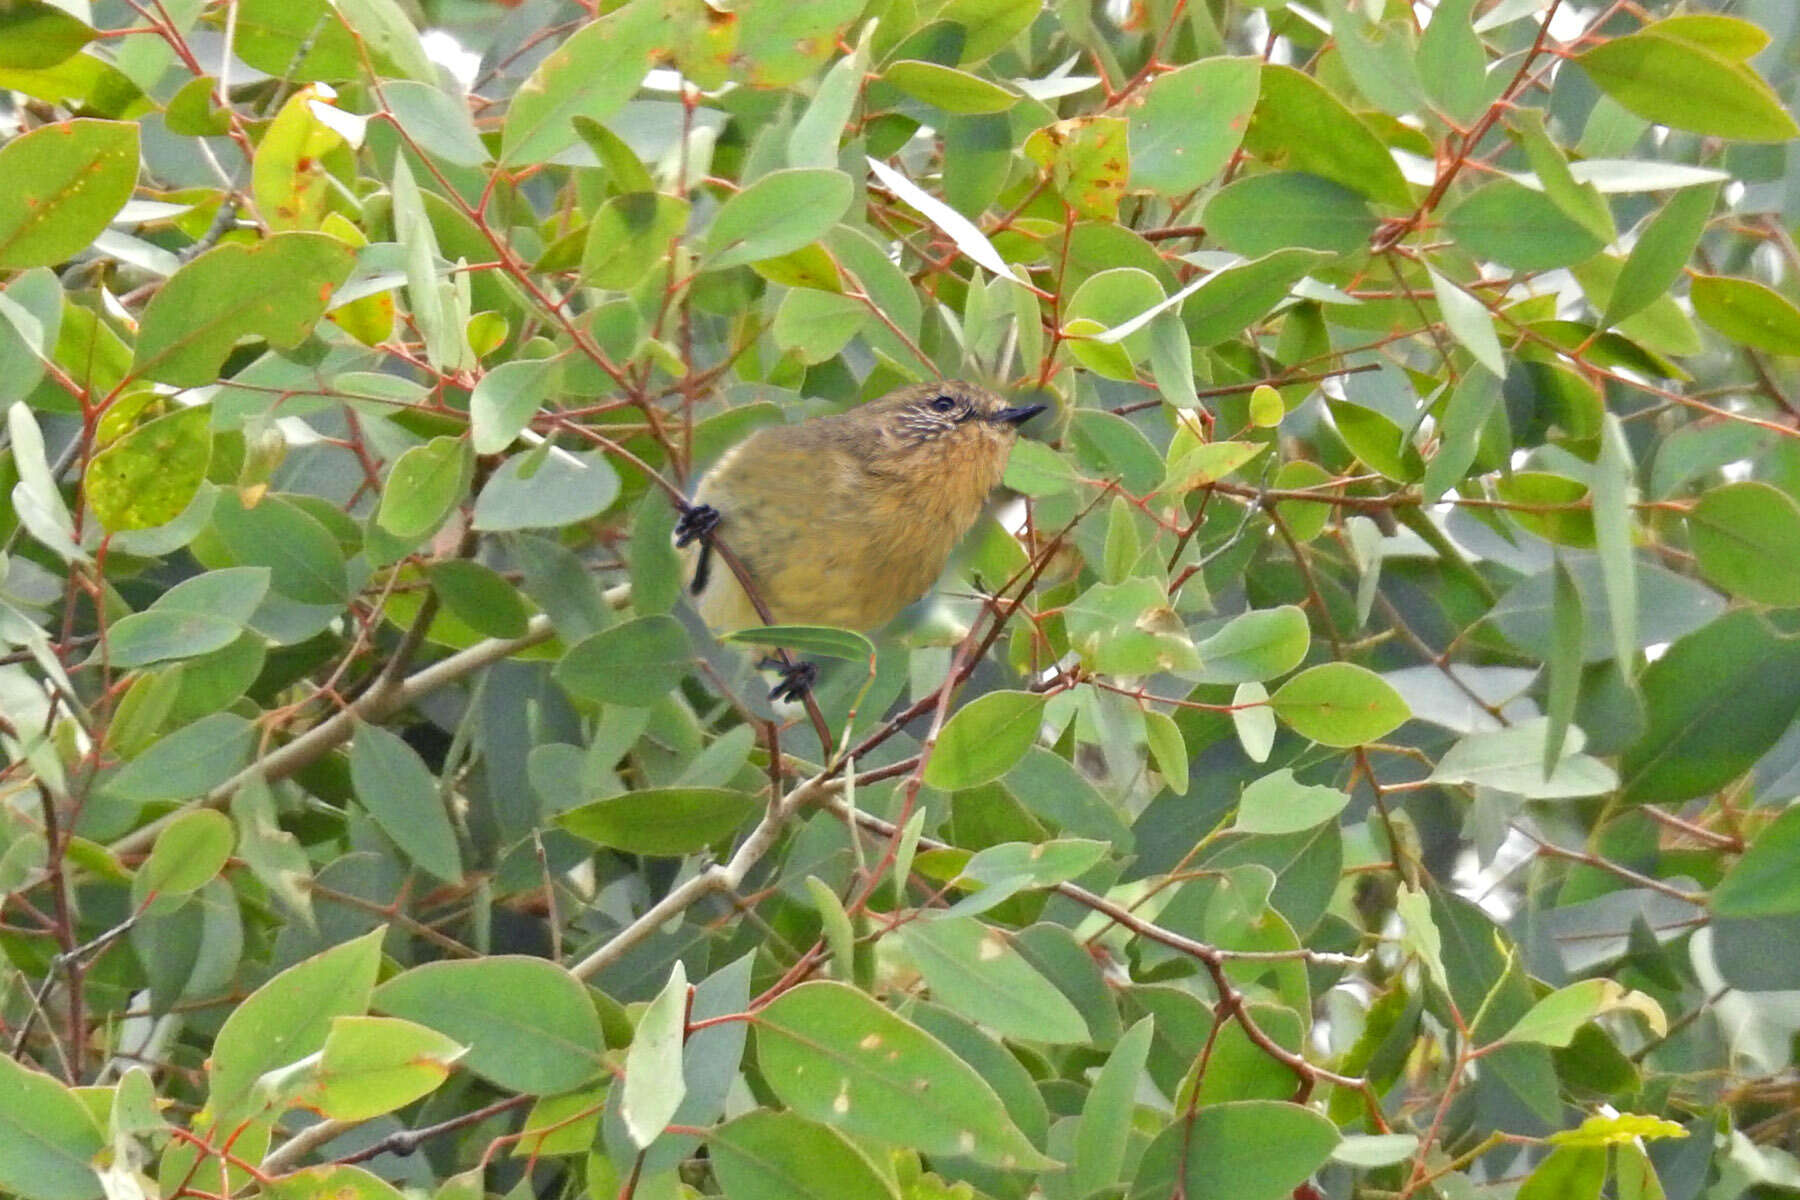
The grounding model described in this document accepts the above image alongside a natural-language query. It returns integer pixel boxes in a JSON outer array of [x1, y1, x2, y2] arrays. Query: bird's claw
[[674, 503, 720, 547], [767, 660, 818, 703]]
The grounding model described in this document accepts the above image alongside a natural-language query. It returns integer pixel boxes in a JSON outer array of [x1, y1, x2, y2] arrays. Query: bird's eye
[[929, 395, 958, 413]]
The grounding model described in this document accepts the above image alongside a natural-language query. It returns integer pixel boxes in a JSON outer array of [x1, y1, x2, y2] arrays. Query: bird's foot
[[674, 503, 720, 547], [764, 659, 818, 703]]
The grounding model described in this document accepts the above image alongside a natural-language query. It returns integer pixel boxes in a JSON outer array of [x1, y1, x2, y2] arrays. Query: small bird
[[675, 380, 1045, 693]]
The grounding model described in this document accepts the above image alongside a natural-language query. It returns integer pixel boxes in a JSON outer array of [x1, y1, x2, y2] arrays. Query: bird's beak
[[991, 403, 1048, 426]]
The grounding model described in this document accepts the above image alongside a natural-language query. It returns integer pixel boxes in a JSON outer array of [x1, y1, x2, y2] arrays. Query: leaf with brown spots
[[1023, 116, 1130, 220]]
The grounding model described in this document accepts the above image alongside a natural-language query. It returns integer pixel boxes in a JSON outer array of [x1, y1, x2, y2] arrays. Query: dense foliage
[[5, 0, 1800, 1197]]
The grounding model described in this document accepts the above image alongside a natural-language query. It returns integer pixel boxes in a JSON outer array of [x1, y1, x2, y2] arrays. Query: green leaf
[[1421, 367, 1501, 497], [1442, 179, 1607, 271], [1687, 481, 1800, 605], [1331, 1134, 1421, 1167], [754, 981, 1056, 1170], [376, 436, 470, 541], [555, 615, 689, 707], [1162, 440, 1266, 494], [1328, 400, 1424, 482], [373, 957, 604, 1094], [104, 712, 254, 804], [0, 119, 137, 270], [1427, 265, 1506, 377], [1128, 58, 1261, 196], [1548, 1113, 1689, 1147], [1142, 709, 1188, 794], [348, 722, 463, 885], [1603, 183, 1718, 328], [805, 876, 858, 976], [208, 928, 385, 1119], [1269, 662, 1410, 747], [1575, 29, 1798, 143], [310, 1016, 464, 1121], [1003, 437, 1078, 496], [85, 404, 213, 533], [332, 0, 432, 80], [1242, 65, 1412, 208], [265, 1166, 403, 1200], [1517, 1146, 1606, 1200], [0, 1056, 103, 1200], [705, 168, 855, 271], [131, 232, 356, 386], [499, 0, 663, 165], [1204, 172, 1377, 257], [1591, 414, 1639, 677], [1509, 109, 1614, 244], [1499, 979, 1663, 1049], [623, 962, 688, 1148], [139, 809, 234, 898], [889, 916, 1089, 1044], [427, 559, 531, 639], [1065, 577, 1200, 675], [722, 625, 876, 662], [924, 690, 1046, 790], [1232, 682, 1276, 763], [381, 80, 489, 166], [556, 787, 756, 856], [472, 446, 620, 532], [1711, 803, 1800, 918], [1183, 248, 1329, 347], [1494, 471, 1594, 547], [1544, 554, 1583, 775], [1131, 1101, 1340, 1200], [105, 609, 240, 668], [882, 60, 1017, 114], [1430, 718, 1617, 800], [232, 774, 314, 926], [0, 52, 148, 121], [1234, 769, 1350, 834], [772, 288, 868, 363], [708, 1111, 899, 1200], [209, 492, 349, 605], [1419, 0, 1494, 127], [788, 39, 868, 170], [1690, 274, 1800, 355], [469, 358, 553, 455], [582, 192, 691, 289], [1621, 611, 1800, 804], [572, 116, 654, 193], [1488, 557, 1722, 664], [0, 0, 96, 69], [1072, 1018, 1154, 1196], [939, 839, 1110, 918], [1320, 0, 1425, 118]]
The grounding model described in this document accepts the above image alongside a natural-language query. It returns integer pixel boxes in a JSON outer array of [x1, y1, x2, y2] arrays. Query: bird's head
[[856, 380, 1047, 492]]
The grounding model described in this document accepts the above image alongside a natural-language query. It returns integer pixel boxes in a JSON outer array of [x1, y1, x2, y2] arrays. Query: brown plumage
[[677, 380, 1045, 633]]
